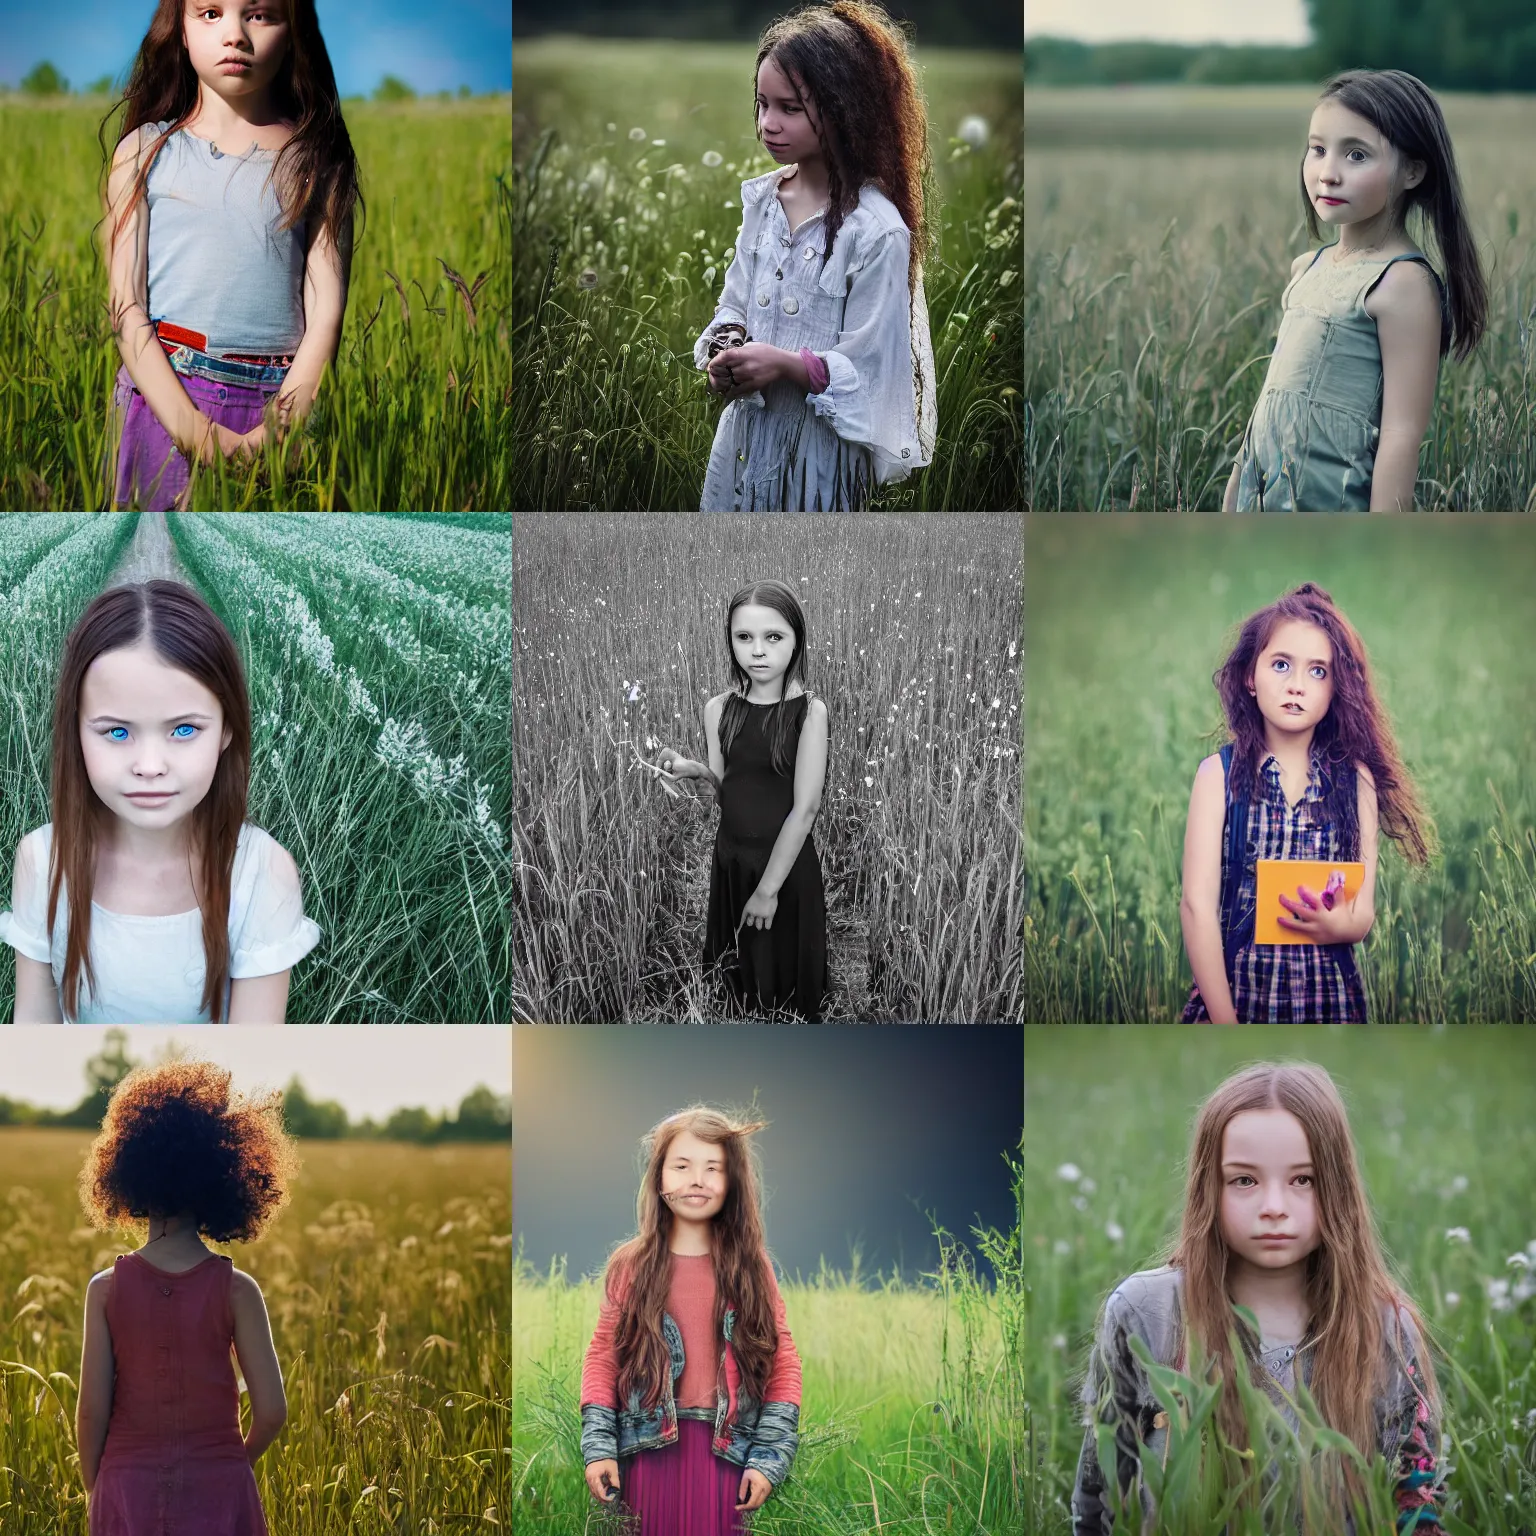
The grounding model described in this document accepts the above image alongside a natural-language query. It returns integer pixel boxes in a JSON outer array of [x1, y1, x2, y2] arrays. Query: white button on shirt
[[693, 161, 937, 510]]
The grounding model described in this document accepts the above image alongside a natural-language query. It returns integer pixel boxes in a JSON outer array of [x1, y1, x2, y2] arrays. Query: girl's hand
[[706, 342, 781, 401], [1277, 886, 1355, 944], [584, 1459, 621, 1504], [653, 747, 694, 778], [184, 419, 256, 468], [739, 888, 778, 933], [736, 1468, 773, 1512], [241, 416, 304, 472]]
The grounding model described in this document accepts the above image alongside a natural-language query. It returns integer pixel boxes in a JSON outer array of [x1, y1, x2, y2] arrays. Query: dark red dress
[[91, 1252, 269, 1536], [703, 693, 828, 1021]]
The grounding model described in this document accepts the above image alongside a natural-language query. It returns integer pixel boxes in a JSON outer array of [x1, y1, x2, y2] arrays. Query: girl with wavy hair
[[694, 0, 938, 510], [1179, 581, 1433, 1023], [580, 1105, 802, 1534], [1072, 1061, 1446, 1534], [76, 1057, 299, 1534], [97, 0, 364, 508], [0, 580, 321, 1023]]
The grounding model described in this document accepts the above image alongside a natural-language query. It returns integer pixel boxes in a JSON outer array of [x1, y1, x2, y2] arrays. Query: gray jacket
[[1070, 1266, 1444, 1535]]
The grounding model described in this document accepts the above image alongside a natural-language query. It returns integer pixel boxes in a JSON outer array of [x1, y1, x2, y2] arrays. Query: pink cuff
[[798, 348, 829, 394]]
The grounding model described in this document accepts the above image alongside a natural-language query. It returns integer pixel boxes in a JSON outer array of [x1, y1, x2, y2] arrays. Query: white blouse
[[693, 162, 938, 511], [0, 822, 321, 1023]]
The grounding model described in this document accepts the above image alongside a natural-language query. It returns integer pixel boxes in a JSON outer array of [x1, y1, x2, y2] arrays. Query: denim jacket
[[1071, 1266, 1445, 1536], [580, 1268, 801, 1487]]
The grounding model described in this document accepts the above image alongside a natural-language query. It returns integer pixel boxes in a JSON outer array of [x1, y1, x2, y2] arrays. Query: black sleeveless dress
[[704, 693, 828, 1021]]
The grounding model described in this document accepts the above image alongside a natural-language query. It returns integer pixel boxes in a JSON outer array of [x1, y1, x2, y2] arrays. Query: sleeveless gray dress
[[1234, 245, 1448, 512]]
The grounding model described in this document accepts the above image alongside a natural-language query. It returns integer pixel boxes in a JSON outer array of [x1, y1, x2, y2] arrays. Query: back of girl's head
[[49, 581, 252, 1022], [753, 0, 938, 297], [97, 0, 365, 271], [720, 579, 812, 779], [1214, 580, 1434, 866], [1300, 69, 1485, 361], [78, 1058, 298, 1244]]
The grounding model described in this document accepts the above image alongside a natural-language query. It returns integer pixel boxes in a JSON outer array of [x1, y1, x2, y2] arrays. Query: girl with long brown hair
[[580, 1105, 802, 1534], [0, 580, 320, 1023], [694, 0, 938, 509], [97, 0, 363, 509], [1179, 581, 1433, 1023], [1071, 1062, 1446, 1534]]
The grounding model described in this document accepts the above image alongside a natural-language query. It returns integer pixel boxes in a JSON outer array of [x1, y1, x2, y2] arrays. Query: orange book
[[1254, 859, 1365, 945]]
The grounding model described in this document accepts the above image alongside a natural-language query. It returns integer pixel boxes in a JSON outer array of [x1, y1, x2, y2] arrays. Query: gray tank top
[[141, 119, 306, 356]]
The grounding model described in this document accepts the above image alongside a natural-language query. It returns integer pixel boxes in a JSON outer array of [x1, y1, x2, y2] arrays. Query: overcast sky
[[0, 1026, 510, 1120], [0, 0, 512, 94], [1025, 0, 1311, 47], [513, 1025, 1022, 1285]]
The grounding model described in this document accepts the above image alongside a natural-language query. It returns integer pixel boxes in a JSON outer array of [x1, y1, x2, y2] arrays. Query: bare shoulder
[[705, 690, 732, 717], [1289, 250, 1314, 280], [1194, 751, 1225, 782], [1364, 257, 1440, 322], [804, 695, 828, 725]]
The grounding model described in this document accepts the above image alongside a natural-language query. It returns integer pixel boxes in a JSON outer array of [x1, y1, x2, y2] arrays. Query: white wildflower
[[1105, 1220, 1124, 1244], [1445, 1227, 1471, 1244], [1056, 1163, 1082, 1183]]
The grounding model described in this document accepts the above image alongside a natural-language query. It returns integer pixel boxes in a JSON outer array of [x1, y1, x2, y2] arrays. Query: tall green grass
[[512, 1151, 1021, 1534], [1024, 87, 1536, 511], [513, 38, 1021, 510], [0, 98, 511, 511]]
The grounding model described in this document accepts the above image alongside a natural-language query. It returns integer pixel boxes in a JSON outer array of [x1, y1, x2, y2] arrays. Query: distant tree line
[[514, 0, 1020, 50], [0, 1029, 509, 1143], [1, 63, 489, 102], [1028, 1, 1536, 91]]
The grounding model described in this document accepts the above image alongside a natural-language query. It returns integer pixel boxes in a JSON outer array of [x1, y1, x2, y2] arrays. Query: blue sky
[[0, 0, 512, 95]]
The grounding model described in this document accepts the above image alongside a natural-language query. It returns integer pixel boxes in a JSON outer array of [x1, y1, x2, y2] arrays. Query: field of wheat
[[0, 98, 511, 510], [1024, 1025, 1536, 1535], [0, 1125, 509, 1534], [513, 38, 1021, 510], [512, 511, 1023, 1023], [0, 512, 511, 1023], [1025, 86, 1536, 510]]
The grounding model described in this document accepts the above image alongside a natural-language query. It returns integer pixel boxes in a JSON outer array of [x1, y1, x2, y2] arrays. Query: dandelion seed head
[[702, 150, 723, 166], [629, 127, 646, 140]]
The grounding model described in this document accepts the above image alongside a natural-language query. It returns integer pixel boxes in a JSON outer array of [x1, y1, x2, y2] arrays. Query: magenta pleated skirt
[[618, 1418, 748, 1535], [109, 362, 287, 511]]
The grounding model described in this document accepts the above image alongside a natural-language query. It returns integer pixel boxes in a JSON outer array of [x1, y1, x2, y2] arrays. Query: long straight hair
[[1299, 69, 1486, 362], [1168, 1063, 1441, 1510], [97, 0, 364, 286], [48, 582, 252, 1023], [603, 1106, 779, 1415], [719, 580, 812, 779]]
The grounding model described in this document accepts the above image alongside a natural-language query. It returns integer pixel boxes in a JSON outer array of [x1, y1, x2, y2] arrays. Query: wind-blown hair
[[753, 0, 938, 424], [1300, 69, 1485, 362], [719, 579, 812, 779], [48, 581, 252, 1023], [79, 1058, 298, 1244], [602, 1106, 778, 1415], [1212, 581, 1434, 867], [1165, 1062, 1441, 1510], [95, 0, 364, 316]]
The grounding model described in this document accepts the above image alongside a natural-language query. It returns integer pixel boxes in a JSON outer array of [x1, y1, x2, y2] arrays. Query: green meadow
[[513, 37, 1021, 510], [0, 97, 511, 511]]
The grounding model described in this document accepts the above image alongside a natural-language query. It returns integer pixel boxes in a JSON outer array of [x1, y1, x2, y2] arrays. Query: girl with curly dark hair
[[0, 580, 321, 1024], [1179, 582, 1434, 1023], [580, 1106, 802, 1534], [695, 0, 938, 510], [75, 1058, 299, 1534]]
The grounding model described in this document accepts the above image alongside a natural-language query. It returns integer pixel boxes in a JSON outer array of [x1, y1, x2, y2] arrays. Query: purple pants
[[110, 362, 286, 510], [617, 1419, 749, 1535]]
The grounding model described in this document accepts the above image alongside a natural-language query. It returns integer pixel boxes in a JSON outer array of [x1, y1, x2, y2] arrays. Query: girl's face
[[1218, 1108, 1322, 1274], [757, 54, 822, 165], [660, 1130, 729, 1224], [1306, 98, 1424, 232], [183, 1, 291, 99], [731, 602, 797, 693], [78, 641, 233, 832], [1248, 618, 1335, 737]]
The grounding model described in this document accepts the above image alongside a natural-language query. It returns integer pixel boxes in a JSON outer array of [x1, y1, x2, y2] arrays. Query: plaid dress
[[1183, 745, 1367, 1023]]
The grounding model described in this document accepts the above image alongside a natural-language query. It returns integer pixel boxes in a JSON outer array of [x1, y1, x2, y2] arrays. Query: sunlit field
[[512, 1157, 1021, 1534], [513, 512, 1023, 1024], [1025, 87, 1536, 510], [1024, 515, 1536, 1023], [1024, 1027, 1536, 1535], [0, 1126, 509, 1533], [513, 38, 1021, 510], [0, 97, 511, 511]]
